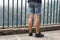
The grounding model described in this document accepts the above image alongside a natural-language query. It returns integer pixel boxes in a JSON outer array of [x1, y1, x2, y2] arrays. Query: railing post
[[12, 0, 14, 27], [59, 0, 60, 23], [56, 0, 58, 24], [50, 0, 52, 24], [24, 0, 27, 26], [20, 0, 23, 26], [47, 0, 49, 24], [16, 0, 18, 27], [8, 0, 9, 27], [3, 0, 5, 29], [53, 0, 55, 24], [43, 0, 45, 25]]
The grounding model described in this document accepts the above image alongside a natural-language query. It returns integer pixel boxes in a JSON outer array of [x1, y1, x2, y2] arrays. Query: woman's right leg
[[28, 14, 34, 33], [28, 14, 34, 36]]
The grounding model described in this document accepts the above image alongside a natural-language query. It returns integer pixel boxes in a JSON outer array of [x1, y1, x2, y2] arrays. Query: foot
[[35, 32, 44, 37], [29, 32, 33, 36]]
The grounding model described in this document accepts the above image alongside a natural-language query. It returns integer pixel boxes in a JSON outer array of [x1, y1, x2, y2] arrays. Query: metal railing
[[0, 0, 59, 29]]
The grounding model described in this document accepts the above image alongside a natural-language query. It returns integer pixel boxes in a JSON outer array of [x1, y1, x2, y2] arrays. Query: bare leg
[[28, 14, 34, 33], [34, 14, 41, 33]]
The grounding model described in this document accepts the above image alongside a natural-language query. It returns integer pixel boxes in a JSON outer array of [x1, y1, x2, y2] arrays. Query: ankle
[[29, 32, 33, 36], [36, 32, 40, 34], [35, 32, 44, 37], [29, 31, 32, 33]]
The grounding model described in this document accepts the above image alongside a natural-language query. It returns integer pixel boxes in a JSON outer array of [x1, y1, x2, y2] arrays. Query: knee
[[29, 14, 34, 19]]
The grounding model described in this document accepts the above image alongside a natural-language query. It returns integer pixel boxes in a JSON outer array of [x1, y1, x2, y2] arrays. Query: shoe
[[29, 32, 33, 36], [35, 32, 44, 37]]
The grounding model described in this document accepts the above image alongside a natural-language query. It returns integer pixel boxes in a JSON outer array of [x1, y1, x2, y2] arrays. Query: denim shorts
[[28, 2, 42, 15]]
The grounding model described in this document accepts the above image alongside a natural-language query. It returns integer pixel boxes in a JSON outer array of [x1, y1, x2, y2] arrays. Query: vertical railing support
[[8, 0, 9, 27], [16, 0, 18, 27], [3, 0, 5, 29], [12, 0, 14, 27]]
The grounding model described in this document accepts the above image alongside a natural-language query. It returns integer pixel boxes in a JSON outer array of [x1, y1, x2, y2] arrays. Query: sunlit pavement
[[0, 30, 60, 40]]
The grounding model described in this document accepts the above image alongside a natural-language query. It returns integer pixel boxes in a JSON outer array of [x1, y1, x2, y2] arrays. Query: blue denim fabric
[[28, 2, 42, 14]]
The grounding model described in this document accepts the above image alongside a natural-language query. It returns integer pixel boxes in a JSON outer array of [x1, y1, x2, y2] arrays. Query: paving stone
[[0, 30, 60, 40]]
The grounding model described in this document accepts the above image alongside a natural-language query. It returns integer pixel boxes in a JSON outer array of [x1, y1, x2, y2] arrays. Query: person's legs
[[28, 14, 34, 33], [28, 2, 44, 37], [34, 3, 41, 33], [34, 15, 40, 33], [28, 2, 35, 36], [34, 3, 44, 37], [34, 15, 44, 37]]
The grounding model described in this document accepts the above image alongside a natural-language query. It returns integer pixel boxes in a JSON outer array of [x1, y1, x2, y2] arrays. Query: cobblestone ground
[[0, 30, 60, 40]]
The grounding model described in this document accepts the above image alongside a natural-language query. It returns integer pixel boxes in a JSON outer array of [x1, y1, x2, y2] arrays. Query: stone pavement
[[0, 30, 60, 40]]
